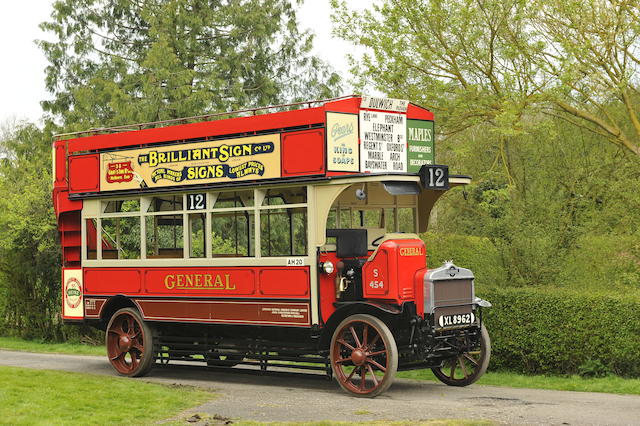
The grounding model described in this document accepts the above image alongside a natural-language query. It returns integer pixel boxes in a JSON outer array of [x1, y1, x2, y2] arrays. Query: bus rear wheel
[[106, 307, 155, 377], [330, 314, 398, 398]]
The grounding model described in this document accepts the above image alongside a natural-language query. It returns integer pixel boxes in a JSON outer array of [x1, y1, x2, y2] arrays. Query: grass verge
[[0, 366, 214, 425], [398, 369, 640, 396], [0, 336, 104, 356]]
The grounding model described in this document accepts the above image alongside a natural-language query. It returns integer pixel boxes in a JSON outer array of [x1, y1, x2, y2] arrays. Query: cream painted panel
[[62, 268, 84, 319], [313, 184, 349, 247]]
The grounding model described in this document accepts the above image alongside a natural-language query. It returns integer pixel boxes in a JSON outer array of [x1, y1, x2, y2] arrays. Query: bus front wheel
[[330, 314, 398, 398], [431, 325, 491, 387]]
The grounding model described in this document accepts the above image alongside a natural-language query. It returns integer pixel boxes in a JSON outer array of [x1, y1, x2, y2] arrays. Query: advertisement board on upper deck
[[100, 133, 281, 192]]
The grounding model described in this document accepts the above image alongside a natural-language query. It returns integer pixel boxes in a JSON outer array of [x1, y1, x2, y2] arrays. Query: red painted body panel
[[53, 190, 82, 218], [53, 141, 67, 185], [258, 268, 310, 296], [413, 268, 428, 316], [69, 154, 100, 193], [134, 299, 310, 326], [281, 129, 325, 176], [85, 269, 142, 294], [83, 266, 310, 299], [317, 251, 340, 324], [407, 104, 434, 120]]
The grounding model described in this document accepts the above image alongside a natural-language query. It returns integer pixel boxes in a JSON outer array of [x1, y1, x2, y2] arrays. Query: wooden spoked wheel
[[432, 325, 491, 386], [330, 314, 398, 398], [106, 308, 155, 377]]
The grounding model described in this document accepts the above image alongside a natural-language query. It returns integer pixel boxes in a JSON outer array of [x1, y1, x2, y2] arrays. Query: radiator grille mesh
[[433, 279, 473, 307]]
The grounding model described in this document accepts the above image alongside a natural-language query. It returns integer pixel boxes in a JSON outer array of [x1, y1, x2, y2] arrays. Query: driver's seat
[[326, 229, 368, 258]]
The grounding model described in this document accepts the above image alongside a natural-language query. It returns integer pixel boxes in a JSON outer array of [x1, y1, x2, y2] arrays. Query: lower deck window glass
[[211, 211, 253, 257], [86, 219, 97, 259], [101, 217, 140, 259], [260, 208, 307, 256], [146, 215, 184, 258], [189, 213, 206, 258]]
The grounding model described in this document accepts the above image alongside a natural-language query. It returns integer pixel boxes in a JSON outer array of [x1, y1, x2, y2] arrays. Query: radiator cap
[[427, 261, 475, 281]]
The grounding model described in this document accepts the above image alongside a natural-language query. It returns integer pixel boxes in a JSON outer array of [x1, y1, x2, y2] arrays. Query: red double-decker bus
[[53, 95, 491, 397]]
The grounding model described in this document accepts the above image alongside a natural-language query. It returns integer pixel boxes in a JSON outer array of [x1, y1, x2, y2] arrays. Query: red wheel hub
[[351, 349, 367, 366], [118, 335, 132, 352]]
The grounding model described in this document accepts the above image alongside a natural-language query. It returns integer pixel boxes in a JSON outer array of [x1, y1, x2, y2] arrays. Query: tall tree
[[0, 122, 62, 339], [331, 0, 640, 157], [39, 0, 340, 131], [531, 0, 640, 156]]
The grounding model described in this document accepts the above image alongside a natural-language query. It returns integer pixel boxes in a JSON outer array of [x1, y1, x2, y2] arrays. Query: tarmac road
[[1, 349, 639, 425]]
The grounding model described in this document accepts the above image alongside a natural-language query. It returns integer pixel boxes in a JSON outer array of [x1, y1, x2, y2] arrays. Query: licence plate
[[438, 312, 475, 328]]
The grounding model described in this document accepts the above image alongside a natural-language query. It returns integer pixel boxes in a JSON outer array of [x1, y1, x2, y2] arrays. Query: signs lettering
[[164, 273, 235, 290], [100, 133, 281, 192]]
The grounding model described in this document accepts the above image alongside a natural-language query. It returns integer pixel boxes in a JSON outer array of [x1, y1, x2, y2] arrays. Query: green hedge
[[479, 287, 640, 377]]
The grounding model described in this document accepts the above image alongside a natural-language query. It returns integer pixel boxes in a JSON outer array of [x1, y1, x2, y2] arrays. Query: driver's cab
[[318, 180, 427, 310], [323, 181, 419, 252]]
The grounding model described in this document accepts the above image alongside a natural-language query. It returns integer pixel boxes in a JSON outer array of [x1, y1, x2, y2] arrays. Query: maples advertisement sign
[[406, 119, 435, 172], [100, 134, 281, 191]]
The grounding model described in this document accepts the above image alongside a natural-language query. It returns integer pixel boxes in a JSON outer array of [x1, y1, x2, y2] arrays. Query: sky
[[0, 0, 369, 125]]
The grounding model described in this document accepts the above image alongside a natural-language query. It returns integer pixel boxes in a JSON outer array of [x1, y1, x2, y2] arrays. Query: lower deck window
[[260, 208, 307, 256], [101, 217, 140, 259], [211, 211, 254, 257], [189, 213, 206, 258], [85, 187, 308, 261], [146, 215, 184, 258], [86, 219, 97, 259]]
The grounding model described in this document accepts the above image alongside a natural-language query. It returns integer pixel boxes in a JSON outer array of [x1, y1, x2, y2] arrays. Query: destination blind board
[[100, 134, 281, 192], [359, 110, 407, 173], [360, 96, 409, 113]]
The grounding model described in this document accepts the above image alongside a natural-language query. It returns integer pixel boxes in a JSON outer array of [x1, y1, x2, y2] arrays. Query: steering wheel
[[371, 235, 385, 247]]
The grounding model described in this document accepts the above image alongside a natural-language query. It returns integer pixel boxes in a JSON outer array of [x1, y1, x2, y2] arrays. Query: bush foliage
[[480, 287, 640, 377]]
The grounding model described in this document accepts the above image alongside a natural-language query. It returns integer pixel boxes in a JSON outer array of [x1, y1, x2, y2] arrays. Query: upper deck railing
[[54, 94, 358, 140]]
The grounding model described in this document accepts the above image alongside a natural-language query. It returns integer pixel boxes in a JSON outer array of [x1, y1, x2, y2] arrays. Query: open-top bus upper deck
[[53, 95, 442, 201]]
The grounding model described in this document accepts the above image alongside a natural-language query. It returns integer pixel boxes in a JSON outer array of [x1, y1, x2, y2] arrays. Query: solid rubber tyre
[[105, 307, 155, 377], [330, 314, 398, 398], [432, 325, 491, 386]]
